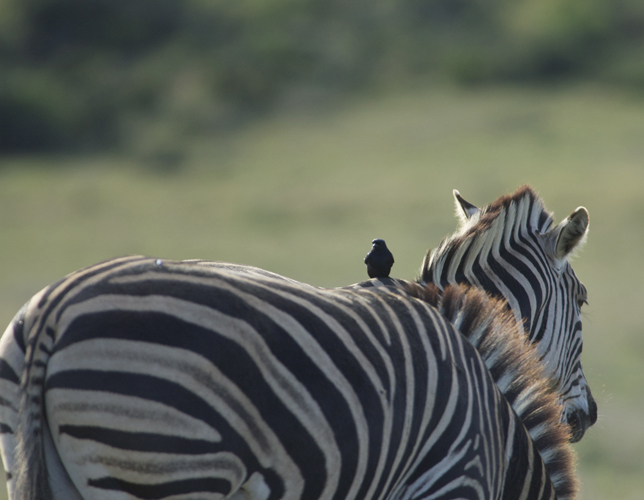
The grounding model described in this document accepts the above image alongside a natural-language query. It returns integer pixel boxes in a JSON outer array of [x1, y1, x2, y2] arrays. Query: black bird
[[364, 239, 394, 279]]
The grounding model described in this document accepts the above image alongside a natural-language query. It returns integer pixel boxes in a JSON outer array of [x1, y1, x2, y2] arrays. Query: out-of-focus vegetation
[[1, 0, 644, 154]]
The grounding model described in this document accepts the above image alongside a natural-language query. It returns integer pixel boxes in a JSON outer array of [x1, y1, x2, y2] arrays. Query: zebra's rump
[[7, 256, 567, 500]]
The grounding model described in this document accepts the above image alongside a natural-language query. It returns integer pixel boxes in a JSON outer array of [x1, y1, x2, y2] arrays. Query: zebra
[[0, 256, 576, 500], [0, 186, 590, 499], [419, 186, 595, 442]]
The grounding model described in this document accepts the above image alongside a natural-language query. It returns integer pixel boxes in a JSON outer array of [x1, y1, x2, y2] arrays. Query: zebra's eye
[[578, 298, 588, 309]]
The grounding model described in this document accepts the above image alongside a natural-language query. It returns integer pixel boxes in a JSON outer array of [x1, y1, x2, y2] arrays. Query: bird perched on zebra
[[364, 239, 395, 279], [0, 185, 591, 500]]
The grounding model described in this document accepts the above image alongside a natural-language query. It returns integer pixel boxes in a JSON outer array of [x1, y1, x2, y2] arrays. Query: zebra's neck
[[404, 282, 577, 499], [419, 186, 553, 290]]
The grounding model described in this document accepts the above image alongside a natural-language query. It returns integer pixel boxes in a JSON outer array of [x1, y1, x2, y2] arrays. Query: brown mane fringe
[[462, 185, 549, 237]]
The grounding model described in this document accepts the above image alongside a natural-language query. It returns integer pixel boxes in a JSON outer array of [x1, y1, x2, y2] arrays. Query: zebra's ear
[[548, 207, 589, 260], [453, 190, 480, 225]]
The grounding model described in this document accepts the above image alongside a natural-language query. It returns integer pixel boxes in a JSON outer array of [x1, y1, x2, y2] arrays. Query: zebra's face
[[533, 205, 596, 442], [535, 261, 597, 443]]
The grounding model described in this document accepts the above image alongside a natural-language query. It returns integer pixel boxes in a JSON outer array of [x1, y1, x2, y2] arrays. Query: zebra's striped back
[[2, 256, 575, 500], [419, 186, 595, 442]]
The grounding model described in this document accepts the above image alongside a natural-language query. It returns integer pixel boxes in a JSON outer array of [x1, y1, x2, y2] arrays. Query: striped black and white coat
[[0, 186, 589, 500]]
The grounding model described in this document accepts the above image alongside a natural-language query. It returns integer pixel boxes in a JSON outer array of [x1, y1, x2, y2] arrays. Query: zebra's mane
[[404, 282, 578, 500], [419, 185, 554, 286]]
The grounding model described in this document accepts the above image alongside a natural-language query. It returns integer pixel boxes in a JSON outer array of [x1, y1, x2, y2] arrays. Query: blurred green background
[[1, 1, 644, 499]]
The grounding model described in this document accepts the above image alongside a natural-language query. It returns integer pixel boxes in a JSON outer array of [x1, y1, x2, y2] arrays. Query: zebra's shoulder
[[403, 282, 578, 499]]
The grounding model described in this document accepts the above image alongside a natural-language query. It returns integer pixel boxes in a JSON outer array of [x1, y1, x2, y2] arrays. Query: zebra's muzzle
[[566, 393, 598, 443]]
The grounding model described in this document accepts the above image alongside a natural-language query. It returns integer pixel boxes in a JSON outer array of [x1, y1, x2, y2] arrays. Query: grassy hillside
[[1, 84, 643, 499]]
